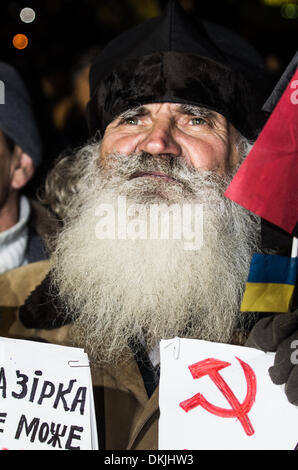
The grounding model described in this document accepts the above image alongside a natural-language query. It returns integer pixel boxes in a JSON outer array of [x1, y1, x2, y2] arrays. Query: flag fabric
[[224, 59, 298, 236], [225, 53, 298, 313], [240, 253, 298, 313]]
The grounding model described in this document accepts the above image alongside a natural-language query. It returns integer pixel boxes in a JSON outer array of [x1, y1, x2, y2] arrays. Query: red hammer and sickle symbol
[[179, 357, 257, 436]]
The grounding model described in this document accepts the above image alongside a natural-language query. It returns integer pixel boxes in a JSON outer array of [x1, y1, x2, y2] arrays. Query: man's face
[[101, 102, 241, 176], [50, 110, 260, 365], [0, 130, 13, 209]]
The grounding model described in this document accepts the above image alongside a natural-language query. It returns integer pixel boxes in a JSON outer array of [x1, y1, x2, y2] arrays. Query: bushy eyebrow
[[117, 106, 149, 122], [176, 104, 216, 118], [116, 103, 217, 124]]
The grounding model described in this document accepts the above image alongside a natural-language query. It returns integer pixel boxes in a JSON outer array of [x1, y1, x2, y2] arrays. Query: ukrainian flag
[[240, 253, 298, 313]]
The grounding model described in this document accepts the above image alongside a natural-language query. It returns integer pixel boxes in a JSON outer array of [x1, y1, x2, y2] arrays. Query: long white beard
[[50, 141, 261, 367]]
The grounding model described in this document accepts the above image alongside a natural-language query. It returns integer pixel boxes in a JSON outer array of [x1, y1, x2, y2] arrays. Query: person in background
[[51, 47, 100, 154], [0, 62, 52, 275]]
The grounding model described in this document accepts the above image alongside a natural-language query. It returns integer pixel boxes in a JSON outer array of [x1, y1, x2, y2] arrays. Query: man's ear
[[10, 145, 35, 190]]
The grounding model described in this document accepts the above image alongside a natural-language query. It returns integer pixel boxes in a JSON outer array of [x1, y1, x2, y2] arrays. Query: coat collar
[[0, 260, 50, 308]]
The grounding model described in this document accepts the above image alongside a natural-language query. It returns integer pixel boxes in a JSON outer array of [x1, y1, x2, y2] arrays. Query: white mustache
[[100, 151, 232, 197]]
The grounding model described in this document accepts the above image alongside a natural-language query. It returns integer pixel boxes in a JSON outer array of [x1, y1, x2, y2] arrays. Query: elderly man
[[4, 1, 298, 450]]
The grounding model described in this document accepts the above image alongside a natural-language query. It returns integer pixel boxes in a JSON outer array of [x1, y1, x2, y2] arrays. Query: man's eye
[[123, 117, 140, 125], [190, 117, 207, 126]]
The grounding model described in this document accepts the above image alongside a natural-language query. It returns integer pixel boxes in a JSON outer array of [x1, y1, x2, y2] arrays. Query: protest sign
[[159, 338, 298, 450], [0, 337, 98, 450]]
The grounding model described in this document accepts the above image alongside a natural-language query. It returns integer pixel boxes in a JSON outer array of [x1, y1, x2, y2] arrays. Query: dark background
[[0, 0, 297, 193]]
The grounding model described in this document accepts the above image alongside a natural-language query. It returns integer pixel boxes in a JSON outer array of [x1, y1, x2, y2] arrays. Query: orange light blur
[[12, 34, 29, 50]]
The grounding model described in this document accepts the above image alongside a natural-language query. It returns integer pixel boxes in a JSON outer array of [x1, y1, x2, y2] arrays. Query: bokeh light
[[281, 3, 298, 18], [20, 7, 36, 24], [12, 33, 29, 50]]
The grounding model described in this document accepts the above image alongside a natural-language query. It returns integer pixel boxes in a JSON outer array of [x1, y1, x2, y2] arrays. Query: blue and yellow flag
[[240, 253, 298, 313]]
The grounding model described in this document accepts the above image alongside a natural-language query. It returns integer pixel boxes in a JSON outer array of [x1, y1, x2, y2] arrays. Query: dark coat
[[26, 199, 57, 263]]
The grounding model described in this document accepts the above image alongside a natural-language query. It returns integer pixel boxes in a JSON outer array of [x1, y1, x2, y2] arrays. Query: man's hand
[[245, 310, 298, 405]]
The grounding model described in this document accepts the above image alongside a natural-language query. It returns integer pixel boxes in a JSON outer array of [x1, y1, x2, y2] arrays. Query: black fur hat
[[0, 61, 42, 168], [88, 0, 267, 140]]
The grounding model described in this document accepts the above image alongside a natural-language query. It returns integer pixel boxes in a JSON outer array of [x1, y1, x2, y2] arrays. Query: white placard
[[0, 337, 98, 450], [159, 338, 298, 450]]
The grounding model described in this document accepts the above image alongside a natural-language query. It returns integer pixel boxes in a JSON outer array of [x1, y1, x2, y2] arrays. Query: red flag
[[225, 66, 298, 236]]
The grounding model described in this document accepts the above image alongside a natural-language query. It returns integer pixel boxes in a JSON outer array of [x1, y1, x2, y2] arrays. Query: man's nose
[[137, 122, 181, 157]]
